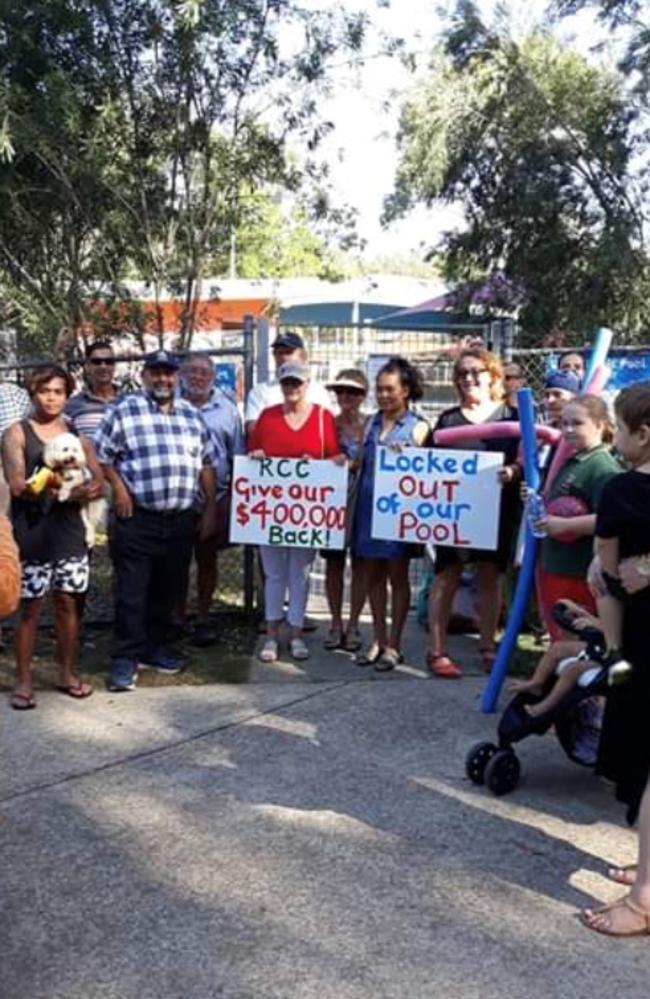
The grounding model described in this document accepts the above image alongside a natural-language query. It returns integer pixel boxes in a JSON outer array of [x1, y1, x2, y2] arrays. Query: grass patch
[[0, 540, 259, 692]]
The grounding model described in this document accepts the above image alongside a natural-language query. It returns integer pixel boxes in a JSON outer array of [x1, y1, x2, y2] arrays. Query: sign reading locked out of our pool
[[229, 455, 349, 549], [371, 446, 503, 550]]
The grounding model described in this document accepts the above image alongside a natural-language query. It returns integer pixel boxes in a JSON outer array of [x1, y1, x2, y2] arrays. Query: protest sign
[[371, 446, 503, 550], [230, 456, 348, 549]]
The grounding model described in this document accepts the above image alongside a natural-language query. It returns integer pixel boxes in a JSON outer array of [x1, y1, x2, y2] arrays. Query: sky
[[312, 0, 614, 262]]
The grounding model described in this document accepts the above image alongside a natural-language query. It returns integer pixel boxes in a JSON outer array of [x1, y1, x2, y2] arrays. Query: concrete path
[[1, 618, 646, 999]]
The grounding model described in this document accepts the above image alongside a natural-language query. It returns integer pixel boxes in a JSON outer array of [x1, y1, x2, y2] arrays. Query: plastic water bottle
[[526, 489, 548, 538]]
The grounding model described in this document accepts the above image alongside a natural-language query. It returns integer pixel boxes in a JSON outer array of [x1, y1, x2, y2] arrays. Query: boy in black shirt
[[595, 383, 650, 683]]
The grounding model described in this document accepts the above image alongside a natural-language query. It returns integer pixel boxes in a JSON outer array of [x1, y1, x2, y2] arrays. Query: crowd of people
[[2, 330, 650, 937]]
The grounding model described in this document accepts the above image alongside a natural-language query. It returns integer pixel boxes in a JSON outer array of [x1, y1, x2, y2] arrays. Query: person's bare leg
[[509, 639, 584, 694], [387, 559, 410, 653], [476, 561, 502, 653], [14, 597, 44, 700], [583, 776, 650, 933], [53, 590, 85, 688], [367, 559, 388, 648], [196, 543, 218, 625], [325, 556, 344, 634], [524, 660, 587, 717], [427, 562, 463, 656], [346, 557, 367, 634]]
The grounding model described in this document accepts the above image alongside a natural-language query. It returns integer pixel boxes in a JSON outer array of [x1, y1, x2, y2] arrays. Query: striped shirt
[[66, 388, 119, 438], [94, 392, 215, 512]]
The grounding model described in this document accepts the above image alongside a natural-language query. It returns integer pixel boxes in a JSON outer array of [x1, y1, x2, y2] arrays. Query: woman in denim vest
[[350, 357, 429, 671]]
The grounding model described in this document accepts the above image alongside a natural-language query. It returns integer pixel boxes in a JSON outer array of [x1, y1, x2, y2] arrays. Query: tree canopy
[[0, 0, 368, 355], [385, 2, 650, 343]]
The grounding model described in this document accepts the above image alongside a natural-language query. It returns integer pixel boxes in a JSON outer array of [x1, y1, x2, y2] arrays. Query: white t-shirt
[[244, 379, 332, 424]]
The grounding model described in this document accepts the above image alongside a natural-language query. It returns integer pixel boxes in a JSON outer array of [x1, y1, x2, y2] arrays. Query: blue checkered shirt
[[94, 392, 215, 511], [0, 382, 30, 433], [183, 387, 244, 500]]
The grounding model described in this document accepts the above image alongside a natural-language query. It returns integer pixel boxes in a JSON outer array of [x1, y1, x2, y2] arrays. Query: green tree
[[553, 2, 650, 97], [0, 0, 369, 355], [385, 3, 649, 343]]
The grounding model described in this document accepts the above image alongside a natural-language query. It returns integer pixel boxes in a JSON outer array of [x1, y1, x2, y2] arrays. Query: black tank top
[[11, 421, 86, 562]]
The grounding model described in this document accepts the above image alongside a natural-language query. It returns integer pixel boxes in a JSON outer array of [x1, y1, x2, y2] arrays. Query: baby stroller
[[465, 602, 607, 796]]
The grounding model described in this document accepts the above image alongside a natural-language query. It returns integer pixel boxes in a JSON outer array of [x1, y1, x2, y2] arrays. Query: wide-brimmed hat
[[326, 369, 368, 394], [278, 361, 310, 383]]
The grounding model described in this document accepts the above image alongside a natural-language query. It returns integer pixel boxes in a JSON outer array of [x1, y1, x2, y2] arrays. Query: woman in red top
[[249, 361, 343, 663]]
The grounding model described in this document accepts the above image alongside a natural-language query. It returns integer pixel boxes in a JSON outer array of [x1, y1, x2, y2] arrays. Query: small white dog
[[42, 433, 107, 547]]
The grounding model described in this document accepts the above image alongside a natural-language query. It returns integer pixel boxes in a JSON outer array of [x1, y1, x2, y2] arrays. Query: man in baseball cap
[[544, 369, 581, 428], [244, 330, 330, 437], [143, 349, 180, 371]]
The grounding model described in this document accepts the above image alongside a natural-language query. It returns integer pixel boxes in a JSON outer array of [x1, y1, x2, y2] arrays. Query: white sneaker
[[259, 639, 278, 663], [290, 637, 310, 661]]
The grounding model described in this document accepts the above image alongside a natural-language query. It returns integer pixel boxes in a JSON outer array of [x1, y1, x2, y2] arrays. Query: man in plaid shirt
[[0, 380, 30, 514], [94, 350, 216, 692]]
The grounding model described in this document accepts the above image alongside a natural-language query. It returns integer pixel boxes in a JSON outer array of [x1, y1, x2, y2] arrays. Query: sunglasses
[[505, 373, 523, 381], [334, 387, 365, 396], [456, 368, 487, 382], [280, 378, 304, 388], [89, 358, 115, 367]]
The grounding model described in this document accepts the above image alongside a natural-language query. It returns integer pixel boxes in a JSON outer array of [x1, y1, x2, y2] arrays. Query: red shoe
[[427, 652, 462, 679]]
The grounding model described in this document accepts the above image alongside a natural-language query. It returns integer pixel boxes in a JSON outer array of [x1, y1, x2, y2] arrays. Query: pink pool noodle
[[433, 422, 561, 446]]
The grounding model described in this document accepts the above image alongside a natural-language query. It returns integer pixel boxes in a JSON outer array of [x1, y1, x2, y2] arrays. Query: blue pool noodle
[[481, 387, 540, 713]]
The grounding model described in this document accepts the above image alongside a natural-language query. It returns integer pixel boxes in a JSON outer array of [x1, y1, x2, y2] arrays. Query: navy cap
[[544, 369, 582, 393], [271, 331, 305, 351], [143, 349, 180, 371]]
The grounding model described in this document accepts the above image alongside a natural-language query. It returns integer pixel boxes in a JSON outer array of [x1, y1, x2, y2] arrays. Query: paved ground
[[1, 615, 647, 999]]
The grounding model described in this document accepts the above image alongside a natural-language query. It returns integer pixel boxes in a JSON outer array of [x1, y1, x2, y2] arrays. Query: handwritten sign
[[230, 456, 348, 549], [371, 446, 503, 550]]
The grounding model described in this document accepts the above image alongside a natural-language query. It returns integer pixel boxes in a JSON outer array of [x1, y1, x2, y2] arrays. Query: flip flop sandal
[[581, 894, 650, 936], [342, 630, 362, 652], [479, 647, 497, 674], [355, 642, 384, 666], [323, 629, 343, 650], [56, 679, 93, 699], [374, 648, 403, 672], [608, 865, 637, 886], [10, 690, 36, 710]]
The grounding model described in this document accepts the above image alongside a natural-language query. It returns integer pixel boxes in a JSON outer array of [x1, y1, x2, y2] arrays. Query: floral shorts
[[20, 555, 90, 599]]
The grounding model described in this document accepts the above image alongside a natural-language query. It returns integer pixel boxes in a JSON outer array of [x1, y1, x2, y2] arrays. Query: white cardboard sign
[[371, 446, 504, 550], [230, 456, 348, 549]]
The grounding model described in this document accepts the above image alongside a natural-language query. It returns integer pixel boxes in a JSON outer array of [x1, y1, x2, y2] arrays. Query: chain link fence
[[0, 329, 256, 624]]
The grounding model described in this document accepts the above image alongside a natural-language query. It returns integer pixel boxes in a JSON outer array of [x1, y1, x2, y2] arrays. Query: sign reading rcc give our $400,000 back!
[[229, 456, 349, 549]]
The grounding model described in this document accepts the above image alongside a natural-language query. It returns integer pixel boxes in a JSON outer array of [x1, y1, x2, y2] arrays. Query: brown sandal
[[10, 690, 36, 710], [581, 894, 650, 936], [55, 679, 93, 699]]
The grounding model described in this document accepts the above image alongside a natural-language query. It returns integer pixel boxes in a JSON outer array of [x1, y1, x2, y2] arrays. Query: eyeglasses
[[89, 358, 115, 366], [456, 368, 487, 382]]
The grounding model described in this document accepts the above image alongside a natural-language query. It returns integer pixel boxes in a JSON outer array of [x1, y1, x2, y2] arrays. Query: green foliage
[[386, 2, 650, 343], [0, 0, 368, 353]]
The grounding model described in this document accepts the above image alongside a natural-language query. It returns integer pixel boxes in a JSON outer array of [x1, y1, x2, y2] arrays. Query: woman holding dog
[[2, 365, 104, 709]]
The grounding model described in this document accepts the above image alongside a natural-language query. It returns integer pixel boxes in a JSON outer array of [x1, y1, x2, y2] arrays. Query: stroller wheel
[[484, 749, 521, 796], [465, 741, 498, 785]]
